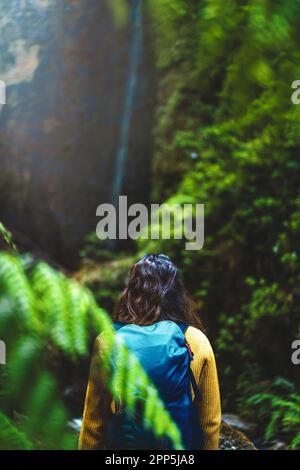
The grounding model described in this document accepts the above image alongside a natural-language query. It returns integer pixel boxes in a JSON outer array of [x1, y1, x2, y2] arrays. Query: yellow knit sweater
[[78, 326, 221, 450]]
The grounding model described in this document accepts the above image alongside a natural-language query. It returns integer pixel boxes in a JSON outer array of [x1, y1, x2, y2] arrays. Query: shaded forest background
[[0, 0, 300, 450]]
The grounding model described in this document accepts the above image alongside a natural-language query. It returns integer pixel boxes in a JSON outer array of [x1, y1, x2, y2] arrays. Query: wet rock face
[[0, 0, 154, 265]]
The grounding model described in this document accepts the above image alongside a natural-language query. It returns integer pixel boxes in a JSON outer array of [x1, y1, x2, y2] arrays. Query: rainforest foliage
[[142, 0, 300, 447]]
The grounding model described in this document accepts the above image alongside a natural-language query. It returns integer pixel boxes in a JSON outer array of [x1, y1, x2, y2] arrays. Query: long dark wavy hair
[[113, 254, 203, 331]]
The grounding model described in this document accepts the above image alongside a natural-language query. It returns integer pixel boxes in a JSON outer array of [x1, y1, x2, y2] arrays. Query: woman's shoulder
[[185, 326, 214, 359], [186, 325, 209, 342]]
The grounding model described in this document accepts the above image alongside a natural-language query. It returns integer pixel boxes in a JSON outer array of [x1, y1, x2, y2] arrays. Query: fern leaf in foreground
[[0, 412, 33, 450], [0, 252, 183, 449]]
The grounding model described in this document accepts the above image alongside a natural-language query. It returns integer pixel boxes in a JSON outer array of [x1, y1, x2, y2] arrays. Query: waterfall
[[111, 0, 143, 208]]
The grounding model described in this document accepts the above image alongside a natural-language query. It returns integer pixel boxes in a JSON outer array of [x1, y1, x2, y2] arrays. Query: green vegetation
[[247, 378, 300, 449], [0, 222, 17, 252], [138, 0, 300, 448], [0, 240, 182, 449]]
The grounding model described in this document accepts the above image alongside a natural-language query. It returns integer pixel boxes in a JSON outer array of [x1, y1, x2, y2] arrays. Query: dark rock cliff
[[0, 0, 155, 265]]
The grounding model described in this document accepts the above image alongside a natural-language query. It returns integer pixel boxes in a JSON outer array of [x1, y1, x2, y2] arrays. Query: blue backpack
[[107, 320, 204, 450]]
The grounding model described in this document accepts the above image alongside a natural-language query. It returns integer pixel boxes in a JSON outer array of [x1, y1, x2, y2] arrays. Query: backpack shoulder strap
[[177, 322, 189, 334], [190, 369, 201, 401], [176, 322, 202, 400]]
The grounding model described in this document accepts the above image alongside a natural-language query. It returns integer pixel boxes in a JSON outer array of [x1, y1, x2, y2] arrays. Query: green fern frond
[[4, 337, 42, 408], [31, 262, 74, 355], [65, 280, 89, 356], [0, 223, 17, 253], [0, 412, 33, 450], [291, 432, 300, 450], [247, 377, 300, 449], [265, 410, 281, 441], [0, 253, 35, 330]]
